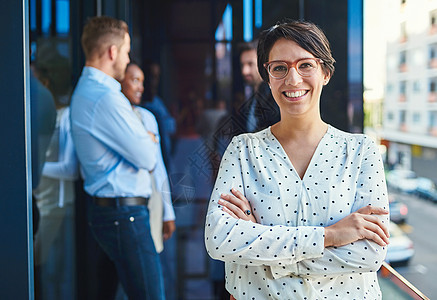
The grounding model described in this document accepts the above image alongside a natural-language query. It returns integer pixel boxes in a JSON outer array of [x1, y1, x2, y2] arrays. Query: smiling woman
[[205, 20, 390, 300], [121, 64, 145, 105]]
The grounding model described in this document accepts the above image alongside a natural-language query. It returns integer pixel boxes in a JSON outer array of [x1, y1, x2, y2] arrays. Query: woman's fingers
[[219, 198, 255, 221], [356, 206, 391, 243], [219, 198, 244, 217], [219, 188, 256, 222], [325, 206, 390, 247], [363, 229, 387, 247], [362, 214, 390, 239], [356, 205, 389, 215], [222, 206, 239, 219], [230, 188, 247, 202], [220, 192, 244, 208], [361, 219, 390, 246], [220, 189, 252, 213], [222, 189, 250, 208]]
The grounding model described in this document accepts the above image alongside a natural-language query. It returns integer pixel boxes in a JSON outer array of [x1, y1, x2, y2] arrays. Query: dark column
[[305, 0, 350, 132], [0, 0, 34, 299], [305, 0, 363, 132], [231, 0, 244, 99]]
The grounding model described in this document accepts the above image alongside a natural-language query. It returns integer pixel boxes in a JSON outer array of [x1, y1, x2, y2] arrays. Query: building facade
[[383, 0, 437, 183]]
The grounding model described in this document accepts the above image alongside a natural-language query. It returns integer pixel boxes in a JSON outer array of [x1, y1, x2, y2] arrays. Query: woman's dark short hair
[[257, 20, 336, 82]]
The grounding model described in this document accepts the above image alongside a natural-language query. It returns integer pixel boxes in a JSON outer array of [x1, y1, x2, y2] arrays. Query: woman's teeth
[[284, 90, 306, 98]]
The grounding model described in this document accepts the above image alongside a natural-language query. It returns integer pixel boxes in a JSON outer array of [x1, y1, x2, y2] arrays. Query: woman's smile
[[282, 89, 309, 101]]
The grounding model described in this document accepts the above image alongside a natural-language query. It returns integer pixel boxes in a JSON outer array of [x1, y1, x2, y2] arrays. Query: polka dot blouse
[[205, 125, 389, 300]]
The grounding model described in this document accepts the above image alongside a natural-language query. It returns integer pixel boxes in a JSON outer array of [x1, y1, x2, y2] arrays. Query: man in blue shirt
[[70, 16, 165, 299]]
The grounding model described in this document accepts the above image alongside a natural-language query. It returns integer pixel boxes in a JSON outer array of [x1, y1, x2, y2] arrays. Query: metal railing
[[380, 261, 430, 300]]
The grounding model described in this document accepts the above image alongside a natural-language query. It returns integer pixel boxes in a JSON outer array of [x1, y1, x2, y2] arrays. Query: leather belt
[[93, 196, 149, 207]]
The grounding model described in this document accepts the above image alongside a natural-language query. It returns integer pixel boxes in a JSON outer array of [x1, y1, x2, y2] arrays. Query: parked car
[[415, 177, 437, 203], [385, 221, 414, 267], [386, 169, 418, 194], [388, 195, 408, 224]]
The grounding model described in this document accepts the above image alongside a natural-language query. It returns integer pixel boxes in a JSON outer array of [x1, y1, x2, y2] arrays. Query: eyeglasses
[[263, 58, 324, 79]]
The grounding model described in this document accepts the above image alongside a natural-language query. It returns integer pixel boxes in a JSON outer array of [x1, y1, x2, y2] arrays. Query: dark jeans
[[87, 199, 165, 300]]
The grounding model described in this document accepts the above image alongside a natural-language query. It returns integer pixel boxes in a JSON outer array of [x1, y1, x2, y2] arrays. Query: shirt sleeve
[[93, 93, 157, 171], [205, 136, 325, 269], [140, 108, 175, 221], [271, 137, 389, 279], [42, 108, 79, 180], [150, 120, 175, 221], [161, 176, 175, 221]]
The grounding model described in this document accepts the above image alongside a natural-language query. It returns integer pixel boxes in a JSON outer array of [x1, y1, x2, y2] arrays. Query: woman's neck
[[271, 116, 327, 143]]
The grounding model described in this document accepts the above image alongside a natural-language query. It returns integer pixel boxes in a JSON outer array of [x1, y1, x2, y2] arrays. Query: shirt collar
[[82, 66, 121, 92]]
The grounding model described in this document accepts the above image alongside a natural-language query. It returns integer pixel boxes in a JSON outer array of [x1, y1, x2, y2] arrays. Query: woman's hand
[[324, 205, 390, 247], [147, 131, 158, 143], [218, 188, 257, 223], [163, 220, 176, 241]]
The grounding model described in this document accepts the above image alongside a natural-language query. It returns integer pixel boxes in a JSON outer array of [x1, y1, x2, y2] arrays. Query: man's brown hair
[[81, 16, 128, 60]]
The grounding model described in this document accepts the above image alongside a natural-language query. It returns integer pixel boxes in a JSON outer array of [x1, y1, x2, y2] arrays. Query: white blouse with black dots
[[205, 125, 389, 300]]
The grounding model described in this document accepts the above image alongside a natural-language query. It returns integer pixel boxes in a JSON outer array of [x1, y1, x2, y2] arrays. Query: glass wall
[[29, 0, 76, 299]]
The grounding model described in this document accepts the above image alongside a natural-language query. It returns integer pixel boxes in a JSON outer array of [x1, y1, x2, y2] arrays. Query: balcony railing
[[399, 63, 408, 72], [379, 261, 430, 300], [430, 58, 437, 69], [429, 127, 437, 136]]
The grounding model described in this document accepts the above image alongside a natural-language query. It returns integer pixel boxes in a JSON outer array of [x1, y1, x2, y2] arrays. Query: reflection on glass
[[30, 0, 76, 298]]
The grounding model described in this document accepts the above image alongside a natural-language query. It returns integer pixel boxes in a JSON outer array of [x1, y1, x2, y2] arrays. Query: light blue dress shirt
[[70, 67, 157, 198]]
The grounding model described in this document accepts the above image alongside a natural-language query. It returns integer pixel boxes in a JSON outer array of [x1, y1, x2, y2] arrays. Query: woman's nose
[[284, 67, 303, 86]]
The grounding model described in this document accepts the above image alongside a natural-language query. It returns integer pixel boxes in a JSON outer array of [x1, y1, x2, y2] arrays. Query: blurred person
[[33, 104, 79, 299], [236, 41, 280, 134], [121, 63, 176, 248], [212, 41, 281, 158], [196, 99, 227, 146], [70, 16, 164, 299], [29, 57, 57, 299], [33, 43, 72, 107], [32, 48, 78, 300], [142, 60, 183, 300], [126, 63, 178, 300], [142, 62, 176, 172], [30, 64, 57, 191], [205, 20, 389, 299], [176, 90, 206, 137]]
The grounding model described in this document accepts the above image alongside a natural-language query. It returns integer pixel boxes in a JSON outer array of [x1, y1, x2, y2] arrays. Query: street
[[390, 191, 437, 299]]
